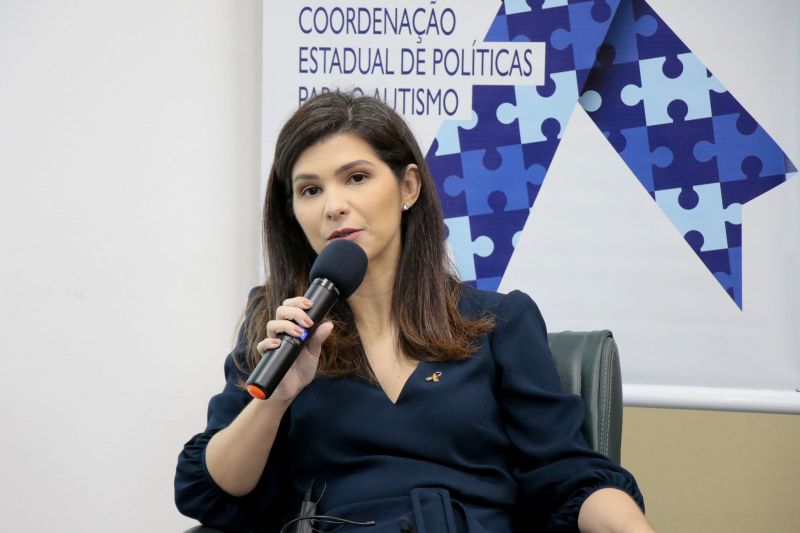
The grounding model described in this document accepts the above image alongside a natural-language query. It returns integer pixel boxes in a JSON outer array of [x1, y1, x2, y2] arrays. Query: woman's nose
[[323, 187, 349, 220]]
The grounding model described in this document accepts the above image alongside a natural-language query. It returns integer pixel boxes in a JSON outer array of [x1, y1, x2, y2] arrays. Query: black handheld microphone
[[245, 239, 368, 400]]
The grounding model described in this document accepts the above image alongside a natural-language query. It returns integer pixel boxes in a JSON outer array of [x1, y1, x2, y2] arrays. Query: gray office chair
[[547, 330, 623, 464], [183, 330, 624, 532]]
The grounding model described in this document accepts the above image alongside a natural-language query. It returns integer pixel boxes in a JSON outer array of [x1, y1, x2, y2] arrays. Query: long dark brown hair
[[239, 91, 493, 380]]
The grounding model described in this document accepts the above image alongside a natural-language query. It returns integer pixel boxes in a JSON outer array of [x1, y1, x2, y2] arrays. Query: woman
[[175, 92, 654, 532]]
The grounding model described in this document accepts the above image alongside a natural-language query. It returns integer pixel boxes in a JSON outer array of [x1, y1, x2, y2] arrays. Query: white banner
[[262, 0, 800, 413]]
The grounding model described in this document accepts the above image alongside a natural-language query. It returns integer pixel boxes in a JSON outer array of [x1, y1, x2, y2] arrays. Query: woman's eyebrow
[[334, 160, 373, 175], [292, 160, 375, 183]]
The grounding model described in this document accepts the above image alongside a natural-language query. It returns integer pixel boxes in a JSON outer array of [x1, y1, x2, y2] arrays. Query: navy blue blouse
[[175, 287, 644, 532]]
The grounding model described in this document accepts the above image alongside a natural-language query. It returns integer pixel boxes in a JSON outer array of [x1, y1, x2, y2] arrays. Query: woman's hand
[[256, 296, 334, 405], [205, 296, 332, 497]]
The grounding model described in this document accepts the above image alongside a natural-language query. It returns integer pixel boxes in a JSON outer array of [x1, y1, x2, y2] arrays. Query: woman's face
[[290, 133, 420, 271]]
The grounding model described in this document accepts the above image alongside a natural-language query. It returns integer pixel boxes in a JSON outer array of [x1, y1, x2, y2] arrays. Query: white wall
[[0, 1, 262, 531]]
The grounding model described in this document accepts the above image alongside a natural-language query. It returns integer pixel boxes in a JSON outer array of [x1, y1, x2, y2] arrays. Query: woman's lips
[[328, 229, 363, 241]]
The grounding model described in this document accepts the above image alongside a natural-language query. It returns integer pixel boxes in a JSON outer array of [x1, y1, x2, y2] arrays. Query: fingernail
[[303, 298, 313, 307], [303, 318, 313, 327]]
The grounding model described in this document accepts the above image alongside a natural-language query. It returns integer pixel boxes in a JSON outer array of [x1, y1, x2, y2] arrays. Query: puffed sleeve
[[490, 290, 644, 532], [174, 288, 291, 533]]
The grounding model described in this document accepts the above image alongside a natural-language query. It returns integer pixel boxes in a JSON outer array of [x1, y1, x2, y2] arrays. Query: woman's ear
[[400, 164, 422, 207]]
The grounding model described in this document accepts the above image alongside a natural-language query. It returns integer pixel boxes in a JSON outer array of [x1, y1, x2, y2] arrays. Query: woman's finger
[[281, 297, 313, 309], [256, 337, 281, 355], [275, 305, 314, 327], [266, 319, 309, 340]]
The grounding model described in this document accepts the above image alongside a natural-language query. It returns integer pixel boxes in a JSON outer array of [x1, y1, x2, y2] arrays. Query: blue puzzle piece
[[459, 86, 522, 152], [601, 0, 657, 65], [709, 87, 741, 117], [647, 107, 717, 191], [497, 70, 579, 143], [506, 4, 574, 74], [685, 231, 731, 272], [621, 53, 726, 126], [433, 111, 479, 156], [444, 216, 494, 282], [521, 118, 562, 172], [718, 174, 789, 209], [655, 182, 742, 252], [427, 149, 469, 217], [631, 1, 690, 61], [720, 219, 741, 249], [444, 144, 546, 216], [685, 229, 740, 306], [519, 122, 559, 210], [551, 0, 621, 72], [607, 126, 672, 193], [471, 207, 531, 282], [686, 233, 741, 307], [581, 60, 646, 130], [694, 113, 793, 182], [485, 13, 510, 42], [714, 246, 742, 308]]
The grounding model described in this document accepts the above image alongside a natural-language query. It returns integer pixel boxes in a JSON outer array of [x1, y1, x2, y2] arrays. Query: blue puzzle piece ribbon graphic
[[427, 0, 796, 308]]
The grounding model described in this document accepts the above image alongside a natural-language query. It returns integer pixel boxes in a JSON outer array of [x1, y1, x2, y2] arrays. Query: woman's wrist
[[255, 393, 293, 414]]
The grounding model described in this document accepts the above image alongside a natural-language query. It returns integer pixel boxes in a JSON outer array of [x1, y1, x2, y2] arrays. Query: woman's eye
[[300, 185, 321, 197], [348, 173, 368, 184]]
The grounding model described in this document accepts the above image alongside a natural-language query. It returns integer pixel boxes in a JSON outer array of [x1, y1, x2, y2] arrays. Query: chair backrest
[[547, 330, 623, 464]]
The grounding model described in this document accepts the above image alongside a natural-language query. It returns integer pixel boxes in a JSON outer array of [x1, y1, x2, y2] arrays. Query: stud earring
[[402, 203, 410, 211]]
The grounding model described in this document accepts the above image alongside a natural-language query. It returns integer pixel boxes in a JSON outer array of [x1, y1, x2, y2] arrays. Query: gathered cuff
[[546, 470, 645, 532]]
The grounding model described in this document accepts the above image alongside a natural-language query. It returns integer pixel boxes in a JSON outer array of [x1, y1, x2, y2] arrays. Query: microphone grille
[[309, 240, 368, 299]]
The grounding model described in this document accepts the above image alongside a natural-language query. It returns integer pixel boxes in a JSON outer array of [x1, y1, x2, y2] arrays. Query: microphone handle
[[245, 278, 338, 400]]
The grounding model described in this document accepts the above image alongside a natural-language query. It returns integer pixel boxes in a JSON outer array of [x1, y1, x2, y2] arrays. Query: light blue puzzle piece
[[542, 0, 568, 8], [621, 53, 726, 126], [579, 90, 602, 112], [444, 216, 493, 281], [504, 0, 533, 15], [444, 144, 547, 216], [496, 70, 579, 143], [434, 111, 479, 156], [655, 183, 742, 252], [511, 230, 523, 248], [693, 113, 790, 182]]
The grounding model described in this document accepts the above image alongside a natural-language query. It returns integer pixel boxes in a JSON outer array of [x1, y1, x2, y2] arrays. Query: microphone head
[[309, 240, 368, 298]]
